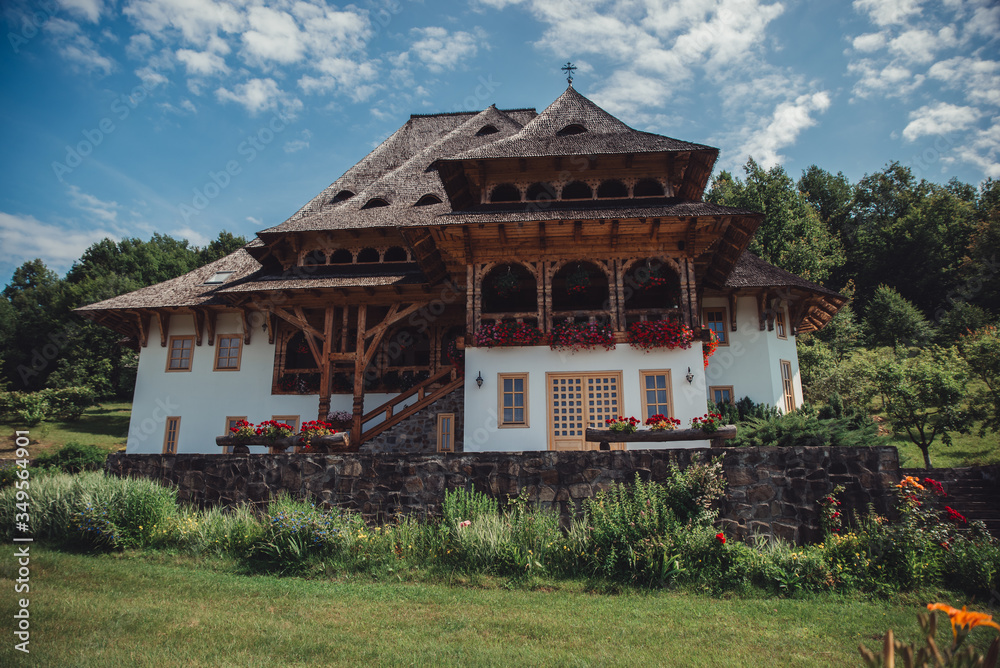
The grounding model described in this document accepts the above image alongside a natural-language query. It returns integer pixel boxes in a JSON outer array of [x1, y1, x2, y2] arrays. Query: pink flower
[[458, 520, 471, 528]]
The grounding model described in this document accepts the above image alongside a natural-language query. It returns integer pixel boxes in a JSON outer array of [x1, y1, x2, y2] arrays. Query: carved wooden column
[[351, 305, 367, 441], [317, 306, 334, 421]]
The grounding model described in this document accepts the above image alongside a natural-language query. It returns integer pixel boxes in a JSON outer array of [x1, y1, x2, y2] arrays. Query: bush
[[710, 396, 781, 425], [733, 411, 881, 447], [4, 392, 49, 426], [40, 386, 97, 421], [34, 442, 108, 473]]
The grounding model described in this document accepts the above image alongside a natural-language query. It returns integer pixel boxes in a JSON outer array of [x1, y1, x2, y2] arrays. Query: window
[[414, 194, 442, 206], [223, 416, 247, 454], [776, 306, 787, 339], [498, 373, 529, 427], [204, 271, 234, 284], [710, 386, 734, 406], [639, 370, 673, 420], [166, 336, 194, 371], [361, 197, 389, 209], [271, 415, 299, 454], [437, 413, 455, 452], [780, 360, 795, 413], [703, 308, 729, 345], [214, 335, 242, 371], [163, 417, 180, 454]]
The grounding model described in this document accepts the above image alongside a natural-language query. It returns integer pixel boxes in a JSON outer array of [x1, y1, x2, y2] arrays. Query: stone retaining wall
[[106, 446, 901, 545]]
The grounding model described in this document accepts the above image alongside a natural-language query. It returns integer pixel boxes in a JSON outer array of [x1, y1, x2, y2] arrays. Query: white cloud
[[409, 27, 484, 73], [123, 0, 244, 48], [852, 31, 887, 52], [853, 0, 923, 27], [902, 102, 982, 141], [283, 130, 312, 153], [298, 58, 379, 101], [176, 48, 229, 76], [126, 33, 154, 59], [848, 59, 924, 98], [56, 0, 104, 23], [43, 18, 115, 75], [246, 216, 262, 226], [954, 118, 1000, 177], [929, 56, 1000, 107], [67, 186, 118, 224], [735, 92, 832, 167], [0, 212, 115, 270], [241, 6, 305, 65], [173, 226, 210, 247], [215, 78, 301, 116]]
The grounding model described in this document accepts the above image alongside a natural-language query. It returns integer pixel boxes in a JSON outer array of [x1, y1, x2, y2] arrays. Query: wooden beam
[[539, 220, 546, 249], [574, 220, 582, 243], [651, 218, 660, 243], [498, 223, 508, 245], [133, 311, 149, 348], [240, 309, 253, 345], [352, 305, 368, 442], [727, 292, 738, 332], [193, 310, 204, 346], [610, 220, 619, 250], [157, 312, 170, 347], [318, 306, 334, 420], [206, 311, 216, 346]]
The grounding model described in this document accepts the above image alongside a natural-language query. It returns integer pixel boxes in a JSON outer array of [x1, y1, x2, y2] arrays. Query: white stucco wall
[[126, 313, 409, 454], [462, 343, 711, 452], [702, 296, 804, 411]]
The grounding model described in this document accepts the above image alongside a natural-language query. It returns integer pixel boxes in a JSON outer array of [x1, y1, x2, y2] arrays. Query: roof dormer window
[[415, 194, 443, 206], [361, 197, 390, 209], [331, 190, 354, 203], [476, 124, 499, 136], [557, 124, 587, 136]]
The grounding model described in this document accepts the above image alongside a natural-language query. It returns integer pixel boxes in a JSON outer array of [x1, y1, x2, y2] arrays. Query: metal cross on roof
[[562, 62, 577, 84]]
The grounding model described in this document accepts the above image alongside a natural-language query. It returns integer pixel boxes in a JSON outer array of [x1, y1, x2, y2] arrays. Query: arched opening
[[383, 246, 408, 262], [361, 197, 390, 209], [380, 326, 432, 391], [490, 183, 520, 203], [330, 248, 353, 264], [285, 331, 318, 370], [557, 124, 587, 136], [302, 250, 326, 266], [552, 261, 609, 312], [624, 258, 681, 312], [633, 178, 665, 197], [482, 263, 537, 315], [561, 181, 592, 200], [476, 124, 499, 136], [526, 182, 556, 203], [415, 193, 442, 206], [357, 247, 380, 263], [597, 180, 628, 199], [331, 190, 354, 204]]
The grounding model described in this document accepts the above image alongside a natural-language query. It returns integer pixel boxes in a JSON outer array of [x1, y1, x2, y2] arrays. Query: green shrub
[[734, 411, 880, 447], [710, 396, 782, 425], [442, 485, 498, 528], [40, 387, 97, 421], [0, 464, 53, 488], [6, 392, 48, 426], [34, 442, 107, 473]]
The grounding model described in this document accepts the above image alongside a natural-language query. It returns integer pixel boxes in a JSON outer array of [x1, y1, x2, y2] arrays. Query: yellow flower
[[927, 603, 1000, 640]]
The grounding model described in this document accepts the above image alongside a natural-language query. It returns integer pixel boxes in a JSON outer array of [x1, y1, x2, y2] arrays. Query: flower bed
[[626, 320, 694, 352], [549, 321, 615, 352], [475, 321, 545, 348]]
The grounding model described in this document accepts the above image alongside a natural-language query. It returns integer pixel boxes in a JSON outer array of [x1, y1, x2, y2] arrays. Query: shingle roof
[[444, 199, 760, 224], [219, 264, 426, 293], [262, 106, 538, 235], [444, 86, 714, 160], [724, 252, 843, 298], [74, 249, 261, 312]]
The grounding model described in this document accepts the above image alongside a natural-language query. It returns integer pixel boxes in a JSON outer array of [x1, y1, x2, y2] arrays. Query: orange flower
[[897, 475, 925, 491], [927, 603, 1000, 640]]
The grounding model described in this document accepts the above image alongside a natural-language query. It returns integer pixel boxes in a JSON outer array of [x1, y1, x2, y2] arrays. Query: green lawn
[[888, 427, 1000, 469], [1, 547, 994, 667], [0, 402, 130, 460]]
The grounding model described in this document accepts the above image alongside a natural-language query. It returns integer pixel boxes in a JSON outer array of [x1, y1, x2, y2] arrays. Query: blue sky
[[1, 0, 998, 286]]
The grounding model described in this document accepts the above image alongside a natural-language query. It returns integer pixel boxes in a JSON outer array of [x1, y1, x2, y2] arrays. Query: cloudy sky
[[1, 0, 997, 285]]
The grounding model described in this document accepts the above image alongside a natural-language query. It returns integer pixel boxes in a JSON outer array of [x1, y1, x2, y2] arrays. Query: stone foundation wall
[[106, 446, 901, 545], [362, 388, 464, 454]]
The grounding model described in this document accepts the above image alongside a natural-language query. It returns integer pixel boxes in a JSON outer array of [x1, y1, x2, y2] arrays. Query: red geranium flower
[[715, 532, 726, 544]]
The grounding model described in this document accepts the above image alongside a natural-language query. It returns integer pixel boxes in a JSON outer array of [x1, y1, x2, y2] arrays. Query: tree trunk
[[921, 445, 933, 469]]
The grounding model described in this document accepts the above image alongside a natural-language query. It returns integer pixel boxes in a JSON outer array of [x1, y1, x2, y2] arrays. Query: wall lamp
[[685, 367, 694, 384], [476, 371, 484, 388]]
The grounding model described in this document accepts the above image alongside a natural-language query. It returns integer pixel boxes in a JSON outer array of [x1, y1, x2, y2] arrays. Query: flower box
[[549, 321, 615, 352], [626, 320, 694, 352], [475, 321, 545, 348]]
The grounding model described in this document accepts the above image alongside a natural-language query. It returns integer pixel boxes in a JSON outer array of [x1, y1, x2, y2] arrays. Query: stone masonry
[[106, 445, 901, 545], [362, 388, 464, 454]]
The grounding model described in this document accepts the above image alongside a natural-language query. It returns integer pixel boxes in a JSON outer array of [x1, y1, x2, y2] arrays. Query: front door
[[547, 371, 624, 450]]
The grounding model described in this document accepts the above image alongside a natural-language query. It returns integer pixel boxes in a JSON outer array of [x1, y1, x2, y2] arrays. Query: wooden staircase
[[359, 366, 463, 444], [901, 467, 1000, 537]]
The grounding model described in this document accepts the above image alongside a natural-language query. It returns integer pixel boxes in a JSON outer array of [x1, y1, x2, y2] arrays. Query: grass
[[0, 401, 130, 460], [2, 547, 993, 667], [886, 424, 1000, 469]]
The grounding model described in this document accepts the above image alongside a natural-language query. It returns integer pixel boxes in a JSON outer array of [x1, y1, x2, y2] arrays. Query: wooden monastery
[[77, 85, 845, 455]]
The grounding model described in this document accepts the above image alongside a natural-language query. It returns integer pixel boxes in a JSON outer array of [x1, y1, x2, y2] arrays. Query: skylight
[[204, 271, 234, 284]]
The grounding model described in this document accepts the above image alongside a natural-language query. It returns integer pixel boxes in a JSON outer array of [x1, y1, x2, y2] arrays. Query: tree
[[2, 259, 71, 390], [798, 165, 853, 237], [198, 230, 247, 264], [707, 159, 844, 283], [865, 285, 934, 348], [874, 346, 968, 468], [957, 326, 1000, 436]]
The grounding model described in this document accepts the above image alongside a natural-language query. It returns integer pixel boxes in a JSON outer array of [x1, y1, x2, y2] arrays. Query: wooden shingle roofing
[[445, 86, 714, 160], [724, 252, 844, 298]]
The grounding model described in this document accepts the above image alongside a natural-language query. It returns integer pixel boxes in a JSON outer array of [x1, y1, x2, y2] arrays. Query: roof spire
[[561, 61, 576, 86]]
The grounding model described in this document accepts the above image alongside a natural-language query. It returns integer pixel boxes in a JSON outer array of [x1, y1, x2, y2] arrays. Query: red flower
[[715, 533, 726, 544], [944, 506, 967, 525]]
